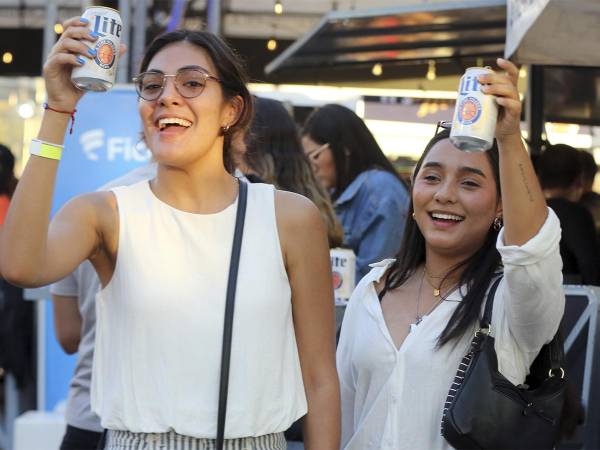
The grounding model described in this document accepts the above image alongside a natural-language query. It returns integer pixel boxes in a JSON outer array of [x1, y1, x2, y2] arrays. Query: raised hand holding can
[[450, 67, 499, 152], [71, 7, 122, 92]]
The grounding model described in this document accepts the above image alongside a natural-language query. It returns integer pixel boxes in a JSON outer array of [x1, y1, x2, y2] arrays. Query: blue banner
[[45, 86, 150, 411]]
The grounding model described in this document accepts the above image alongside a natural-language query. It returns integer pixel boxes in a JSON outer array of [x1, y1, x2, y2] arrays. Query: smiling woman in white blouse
[[336, 58, 565, 450]]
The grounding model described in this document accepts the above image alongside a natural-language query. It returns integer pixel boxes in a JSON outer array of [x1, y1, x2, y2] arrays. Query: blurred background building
[[1, 0, 599, 180]]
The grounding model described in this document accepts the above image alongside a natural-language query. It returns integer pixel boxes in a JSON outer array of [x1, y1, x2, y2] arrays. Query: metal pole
[[117, 0, 131, 83], [4, 373, 18, 450], [132, 0, 148, 75], [206, 0, 222, 35], [42, 0, 58, 66], [527, 65, 544, 156]]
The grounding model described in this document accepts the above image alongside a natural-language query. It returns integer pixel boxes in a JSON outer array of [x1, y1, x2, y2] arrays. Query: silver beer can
[[450, 67, 498, 152], [330, 248, 356, 305], [71, 6, 122, 92]]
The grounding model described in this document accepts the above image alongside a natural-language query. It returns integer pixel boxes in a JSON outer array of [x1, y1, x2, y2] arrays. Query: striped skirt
[[105, 430, 287, 450]]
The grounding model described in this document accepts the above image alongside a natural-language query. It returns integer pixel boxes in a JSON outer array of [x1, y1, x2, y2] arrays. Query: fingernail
[[88, 48, 97, 56], [76, 55, 86, 65], [79, 17, 89, 24], [90, 31, 101, 39]]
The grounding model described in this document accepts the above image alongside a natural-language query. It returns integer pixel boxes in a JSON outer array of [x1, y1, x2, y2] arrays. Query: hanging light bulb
[[2, 52, 13, 64], [476, 57, 484, 67], [267, 38, 278, 51], [54, 23, 64, 34], [371, 63, 383, 77], [274, 1, 283, 15], [426, 60, 436, 81]]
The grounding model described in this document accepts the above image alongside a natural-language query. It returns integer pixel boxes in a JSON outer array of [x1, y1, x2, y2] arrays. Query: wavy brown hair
[[244, 97, 343, 247]]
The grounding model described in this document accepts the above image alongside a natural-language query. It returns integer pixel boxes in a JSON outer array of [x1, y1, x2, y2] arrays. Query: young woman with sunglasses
[[302, 105, 410, 283], [336, 59, 564, 449], [0, 18, 340, 450]]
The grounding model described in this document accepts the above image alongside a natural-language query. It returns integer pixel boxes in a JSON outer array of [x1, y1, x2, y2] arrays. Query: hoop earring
[[492, 216, 503, 231]]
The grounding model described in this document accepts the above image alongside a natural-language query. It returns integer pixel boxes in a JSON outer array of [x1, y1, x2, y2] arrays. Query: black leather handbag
[[441, 276, 567, 450]]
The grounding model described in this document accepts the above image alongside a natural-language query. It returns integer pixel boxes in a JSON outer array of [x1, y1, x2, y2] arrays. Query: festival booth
[[11, 87, 150, 450], [505, 0, 600, 151]]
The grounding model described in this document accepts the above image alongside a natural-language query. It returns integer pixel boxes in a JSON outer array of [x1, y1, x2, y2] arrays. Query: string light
[[371, 63, 383, 77], [267, 38, 278, 51], [2, 52, 13, 64], [54, 23, 64, 34], [426, 60, 436, 81], [274, 1, 283, 15]]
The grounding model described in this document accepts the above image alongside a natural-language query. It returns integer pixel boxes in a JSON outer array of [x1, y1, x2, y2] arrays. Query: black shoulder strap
[[216, 180, 248, 450], [480, 274, 564, 371], [480, 275, 503, 327]]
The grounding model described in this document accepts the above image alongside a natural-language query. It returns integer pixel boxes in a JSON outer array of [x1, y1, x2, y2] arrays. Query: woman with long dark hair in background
[[237, 96, 343, 248], [336, 59, 565, 449], [301, 104, 409, 282]]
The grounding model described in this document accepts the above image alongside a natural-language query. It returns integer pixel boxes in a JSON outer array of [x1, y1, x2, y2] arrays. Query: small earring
[[412, 212, 416, 219], [221, 124, 231, 134], [492, 216, 503, 231]]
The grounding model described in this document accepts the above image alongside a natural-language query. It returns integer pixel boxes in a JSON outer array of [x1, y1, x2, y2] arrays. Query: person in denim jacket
[[302, 104, 409, 282]]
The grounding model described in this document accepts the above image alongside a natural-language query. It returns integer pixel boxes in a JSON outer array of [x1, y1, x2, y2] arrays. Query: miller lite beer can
[[71, 6, 122, 92], [450, 67, 498, 152], [330, 248, 356, 305]]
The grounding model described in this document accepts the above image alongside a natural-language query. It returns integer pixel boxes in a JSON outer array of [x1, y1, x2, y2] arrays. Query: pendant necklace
[[424, 267, 446, 297], [413, 267, 455, 329], [413, 269, 426, 326]]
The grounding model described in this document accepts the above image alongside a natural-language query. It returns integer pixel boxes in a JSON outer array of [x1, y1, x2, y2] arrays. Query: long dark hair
[[0, 144, 17, 197], [243, 97, 343, 247], [302, 104, 405, 199], [382, 129, 502, 346], [139, 30, 253, 173]]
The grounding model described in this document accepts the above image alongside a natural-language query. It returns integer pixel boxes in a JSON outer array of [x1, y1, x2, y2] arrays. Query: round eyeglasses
[[132, 68, 221, 101]]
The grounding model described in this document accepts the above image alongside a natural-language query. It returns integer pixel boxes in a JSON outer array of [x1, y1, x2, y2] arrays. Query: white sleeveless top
[[91, 181, 307, 438]]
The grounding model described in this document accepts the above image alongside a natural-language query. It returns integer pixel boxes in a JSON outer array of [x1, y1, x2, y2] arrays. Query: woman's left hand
[[478, 58, 522, 141]]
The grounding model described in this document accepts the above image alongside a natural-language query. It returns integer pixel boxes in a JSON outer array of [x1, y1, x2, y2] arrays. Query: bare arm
[[480, 59, 548, 246], [276, 191, 340, 450], [0, 18, 110, 286], [52, 295, 82, 354]]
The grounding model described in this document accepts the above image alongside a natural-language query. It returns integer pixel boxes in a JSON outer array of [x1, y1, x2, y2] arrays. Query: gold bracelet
[[29, 139, 63, 161]]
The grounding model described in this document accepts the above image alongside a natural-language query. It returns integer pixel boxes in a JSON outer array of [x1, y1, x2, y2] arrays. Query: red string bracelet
[[43, 103, 77, 135]]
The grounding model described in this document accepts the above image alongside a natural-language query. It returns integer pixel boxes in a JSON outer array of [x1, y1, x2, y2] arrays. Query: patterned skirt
[[104, 430, 287, 450]]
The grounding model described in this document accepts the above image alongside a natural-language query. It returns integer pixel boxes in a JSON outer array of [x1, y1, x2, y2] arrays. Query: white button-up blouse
[[336, 208, 564, 450]]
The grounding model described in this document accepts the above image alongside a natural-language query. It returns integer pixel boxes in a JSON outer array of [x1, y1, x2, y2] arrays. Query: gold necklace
[[424, 272, 442, 297], [413, 268, 457, 328], [424, 267, 459, 297]]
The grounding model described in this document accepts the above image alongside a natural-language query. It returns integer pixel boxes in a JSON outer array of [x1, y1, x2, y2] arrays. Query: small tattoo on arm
[[518, 163, 534, 202]]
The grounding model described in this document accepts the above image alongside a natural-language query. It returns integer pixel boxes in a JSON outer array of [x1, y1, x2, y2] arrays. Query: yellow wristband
[[30, 139, 63, 161]]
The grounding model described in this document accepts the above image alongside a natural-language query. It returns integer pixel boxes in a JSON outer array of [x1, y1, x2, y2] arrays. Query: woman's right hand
[[42, 16, 98, 111]]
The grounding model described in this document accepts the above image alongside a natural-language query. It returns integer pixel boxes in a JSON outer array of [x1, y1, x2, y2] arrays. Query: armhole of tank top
[[97, 188, 124, 295], [269, 186, 291, 285]]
